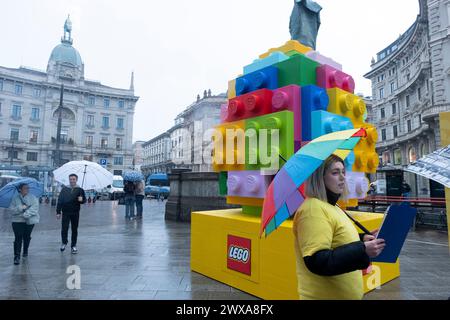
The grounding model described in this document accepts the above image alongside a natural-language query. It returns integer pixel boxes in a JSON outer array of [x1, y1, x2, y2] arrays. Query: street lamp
[[51, 83, 64, 206], [54, 83, 64, 168], [9, 140, 15, 166]]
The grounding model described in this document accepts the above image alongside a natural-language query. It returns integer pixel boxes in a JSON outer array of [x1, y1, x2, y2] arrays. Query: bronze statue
[[289, 0, 322, 50]]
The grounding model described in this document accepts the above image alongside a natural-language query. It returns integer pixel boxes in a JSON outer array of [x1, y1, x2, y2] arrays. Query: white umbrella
[[53, 160, 113, 189]]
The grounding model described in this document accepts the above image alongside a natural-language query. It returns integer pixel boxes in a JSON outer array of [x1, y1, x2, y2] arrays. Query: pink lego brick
[[220, 104, 228, 123], [227, 171, 273, 199], [271, 84, 302, 146], [316, 64, 355, 93], [306, 51, 342, 70]]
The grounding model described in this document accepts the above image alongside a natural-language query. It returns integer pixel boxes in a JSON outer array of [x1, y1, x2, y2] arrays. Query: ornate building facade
[[364, 0, 450, 197], [0, 17, 139, 180], [141, 90, 227, 176]]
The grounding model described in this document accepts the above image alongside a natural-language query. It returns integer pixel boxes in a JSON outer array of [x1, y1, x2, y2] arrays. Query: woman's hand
[[364, 238, 386, 258], [363, 229, 379, 242]]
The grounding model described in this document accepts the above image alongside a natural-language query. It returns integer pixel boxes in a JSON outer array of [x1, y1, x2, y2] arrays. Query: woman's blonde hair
[[304, 154, 349, 202]]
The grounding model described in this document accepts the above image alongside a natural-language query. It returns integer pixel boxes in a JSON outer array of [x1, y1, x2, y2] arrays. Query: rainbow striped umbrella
[[260, 128, 366, 237]]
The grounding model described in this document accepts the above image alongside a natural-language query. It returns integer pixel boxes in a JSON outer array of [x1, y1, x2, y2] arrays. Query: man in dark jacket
[[56, 174, 86, 254]]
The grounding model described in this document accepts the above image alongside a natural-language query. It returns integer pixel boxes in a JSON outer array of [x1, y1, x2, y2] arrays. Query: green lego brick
[[275, 54, 319, 87], [285, 50, 302, 57], [242, 205, 262, 216], [244, 110, 294, 170], [218, 171, 228, 196]]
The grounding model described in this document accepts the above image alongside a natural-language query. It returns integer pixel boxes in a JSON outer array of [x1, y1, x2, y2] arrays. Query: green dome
[[49, 42, 83, 68]]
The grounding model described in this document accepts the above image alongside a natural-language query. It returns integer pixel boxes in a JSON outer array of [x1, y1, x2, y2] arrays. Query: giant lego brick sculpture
[[213, 39, 378, 212], [194, 40, 398, 300]]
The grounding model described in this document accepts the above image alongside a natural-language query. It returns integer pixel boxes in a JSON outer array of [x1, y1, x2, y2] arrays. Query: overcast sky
[[0, 0, 419, 142]]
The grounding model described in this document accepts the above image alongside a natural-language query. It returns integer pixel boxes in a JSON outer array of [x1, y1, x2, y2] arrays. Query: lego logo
[[228, 246, 250, 263]]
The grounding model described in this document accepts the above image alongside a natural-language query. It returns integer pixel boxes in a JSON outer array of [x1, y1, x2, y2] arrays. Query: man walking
[[401, 180, 412, 205], [56, 174, 86, 254]]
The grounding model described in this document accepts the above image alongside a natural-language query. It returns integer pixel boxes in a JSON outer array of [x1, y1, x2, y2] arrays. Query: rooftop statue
[[289, 0, 322, 50]]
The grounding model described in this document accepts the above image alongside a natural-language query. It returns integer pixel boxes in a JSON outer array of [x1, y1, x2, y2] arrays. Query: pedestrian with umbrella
[[123, 171, 144, 219], [261, 129, 385, 300], [0, 178, 43, 265], [53, 161, 112, 254]]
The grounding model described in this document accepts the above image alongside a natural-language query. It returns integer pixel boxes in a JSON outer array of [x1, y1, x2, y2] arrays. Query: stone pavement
[[0, 200, 449, 300]]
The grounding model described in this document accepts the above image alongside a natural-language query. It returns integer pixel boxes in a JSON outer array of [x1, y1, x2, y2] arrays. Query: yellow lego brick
[[259, 40, 312, 59], [352, 123, 379, 173], [226, 196, 264, 207], [327, 88, 367, 127], [228, 79, 236, 99], [191, 208, 400, 300], [337, 198, 359, 209], [212, 120, 245, 172]]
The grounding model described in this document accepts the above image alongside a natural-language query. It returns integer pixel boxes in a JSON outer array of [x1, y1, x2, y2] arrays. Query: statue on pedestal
[[289, 0, 322, 50]]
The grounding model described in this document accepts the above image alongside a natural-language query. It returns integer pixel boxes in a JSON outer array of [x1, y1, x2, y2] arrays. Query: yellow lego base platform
[[191, 208, 400, 300]]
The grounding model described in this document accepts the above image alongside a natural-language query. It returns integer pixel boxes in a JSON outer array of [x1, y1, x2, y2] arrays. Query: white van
[[107, 175, 124, 200]]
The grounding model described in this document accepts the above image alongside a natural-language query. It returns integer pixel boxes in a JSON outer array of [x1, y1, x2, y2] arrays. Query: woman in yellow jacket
[[293, 155, 385, 300]]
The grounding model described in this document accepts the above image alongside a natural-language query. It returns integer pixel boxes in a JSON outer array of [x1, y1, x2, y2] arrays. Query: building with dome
[[0, 17, 139, 182], [364, 0, 450, 197]]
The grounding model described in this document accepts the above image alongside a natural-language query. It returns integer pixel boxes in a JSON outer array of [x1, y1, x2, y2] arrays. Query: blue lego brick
[[235, 66, 278, 96], [301, 85, 329, 141], [345, 151, 355, 170], [243, 52, 289, 75], [311, 110, 354, 139]]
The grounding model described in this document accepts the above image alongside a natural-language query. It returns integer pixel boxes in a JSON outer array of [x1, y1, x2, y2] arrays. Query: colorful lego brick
[[220, 104, 228, 123], [284, 50, 302, 57], [244, 52, 289, 75], [344, 151, 355, 171], [235, 66, 278, 96], [259, 40, 312, 59], [352, 124, 379, 173], [337, 198, 359, 209], [353, 150, 379, 173], [212, 120, 246, 172], [317, 65, 355, 93], [242, 205, 262, 216], [227, 171, 273, 199], [218, 171, 228, 196], [305, 51, 342, 70], [301, 85, 329, 141], [228, 79, 236, 99], [271, 85, 302, 144], [346, 171, 370, 199], [225, 89, 274, 122], [327, 88, 367, 127], [226, 196, 264, 207], [275, 54, 319, 88], [311, 110, 354, 139], [244, 111, 294, 170]]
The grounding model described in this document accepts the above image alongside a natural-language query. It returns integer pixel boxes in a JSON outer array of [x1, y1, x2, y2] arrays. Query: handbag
[[118, 195, 125, 205]]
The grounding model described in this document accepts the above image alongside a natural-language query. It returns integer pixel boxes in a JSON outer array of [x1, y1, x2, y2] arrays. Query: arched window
[[408, 147, 417, 163], [420, 143, 427, 158]]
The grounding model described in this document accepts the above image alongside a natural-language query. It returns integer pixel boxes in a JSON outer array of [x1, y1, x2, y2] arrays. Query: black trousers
[[61, 211, 80, 247], [12, 222, 34, 257], [135, 195, 144, 217]]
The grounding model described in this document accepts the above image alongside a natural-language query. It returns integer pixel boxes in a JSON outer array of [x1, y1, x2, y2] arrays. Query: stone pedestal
[[165, 170, 238, 222]]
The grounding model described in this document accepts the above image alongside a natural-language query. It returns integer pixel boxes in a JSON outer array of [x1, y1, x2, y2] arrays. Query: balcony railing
[[376, 123, 430, 149], [422, 104, 450, 121]]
